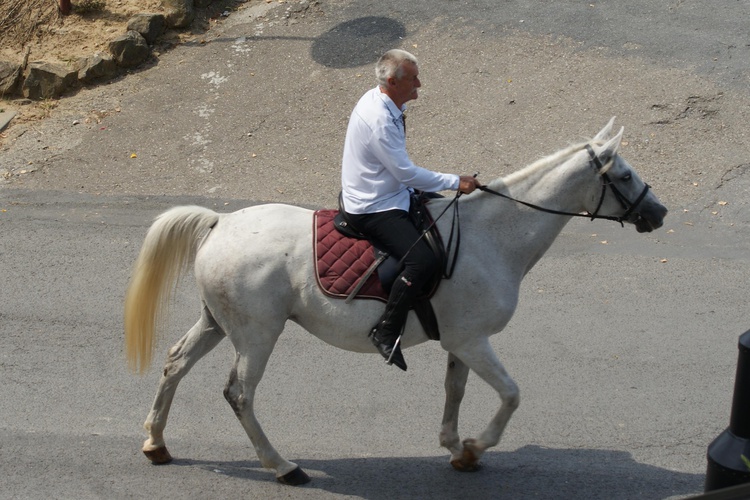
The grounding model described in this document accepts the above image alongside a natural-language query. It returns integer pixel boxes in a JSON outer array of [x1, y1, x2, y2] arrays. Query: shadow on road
[[197, 16, 407, 69], [173, 444, 703, 499], [311, 16, 407, 68]]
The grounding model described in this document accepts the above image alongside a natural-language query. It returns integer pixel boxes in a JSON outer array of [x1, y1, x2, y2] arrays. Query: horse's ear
[[601, 126, 624, 156], [593, 116, 617, 142]]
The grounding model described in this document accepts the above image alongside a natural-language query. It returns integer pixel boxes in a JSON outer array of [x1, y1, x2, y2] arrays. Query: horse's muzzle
[[632, 203, 668, 233]]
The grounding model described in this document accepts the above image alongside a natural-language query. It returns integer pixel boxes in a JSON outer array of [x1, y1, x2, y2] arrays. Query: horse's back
[[199, 203, 312, 261]]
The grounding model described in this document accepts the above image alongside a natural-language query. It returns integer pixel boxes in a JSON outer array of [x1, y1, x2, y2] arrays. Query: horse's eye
[[621, 174, 632, 182]]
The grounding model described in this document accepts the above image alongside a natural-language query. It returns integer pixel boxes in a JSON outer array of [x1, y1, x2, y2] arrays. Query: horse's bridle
[[584, 144, 651, 225], [475, 144, 650, 226]]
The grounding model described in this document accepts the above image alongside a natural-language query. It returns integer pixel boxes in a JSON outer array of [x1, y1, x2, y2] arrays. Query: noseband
[[584, 144, 650, 224]]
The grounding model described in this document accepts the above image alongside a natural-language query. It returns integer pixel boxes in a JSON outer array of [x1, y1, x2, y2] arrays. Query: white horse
[[124, 118, 667, 485]]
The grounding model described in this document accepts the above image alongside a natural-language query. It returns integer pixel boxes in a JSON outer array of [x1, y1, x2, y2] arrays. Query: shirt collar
[[377, 87, 405, 117]]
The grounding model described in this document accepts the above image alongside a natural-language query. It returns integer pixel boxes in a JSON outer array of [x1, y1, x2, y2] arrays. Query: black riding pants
[[346, 209, 439, 336]]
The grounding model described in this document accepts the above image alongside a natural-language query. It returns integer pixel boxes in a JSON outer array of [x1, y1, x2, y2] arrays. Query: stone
[[0, 109, 16, 132], [109, 31, 151, 68], [77, 52, 118, 83], [0, 61, 22, 97], [22, 61, 78, 100], [161, 0, 195, 29], [127, 13, 167, 44]]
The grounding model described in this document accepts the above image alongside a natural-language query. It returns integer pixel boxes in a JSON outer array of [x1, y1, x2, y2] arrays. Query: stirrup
[[386, 335, 402, 365], [369, 325, 407, 371]]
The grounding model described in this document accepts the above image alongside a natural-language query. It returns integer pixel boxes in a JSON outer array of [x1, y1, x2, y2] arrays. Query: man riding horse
[[340, 49, 482, 371]]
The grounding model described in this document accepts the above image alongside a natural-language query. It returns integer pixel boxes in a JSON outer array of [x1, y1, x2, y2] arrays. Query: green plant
[[742, 454, 750, 471]]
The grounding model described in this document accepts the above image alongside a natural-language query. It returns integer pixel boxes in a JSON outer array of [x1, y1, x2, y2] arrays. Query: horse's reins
[[477, 145, 650, 226], [414, 145, 652, 278]]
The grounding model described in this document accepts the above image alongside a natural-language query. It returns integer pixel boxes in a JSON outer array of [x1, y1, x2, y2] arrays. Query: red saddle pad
[[313, 210, 388, 302]]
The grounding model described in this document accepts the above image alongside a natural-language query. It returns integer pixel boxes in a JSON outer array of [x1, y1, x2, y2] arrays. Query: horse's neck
[[505, 156, 589, 209], [463, 157, 592, 273]]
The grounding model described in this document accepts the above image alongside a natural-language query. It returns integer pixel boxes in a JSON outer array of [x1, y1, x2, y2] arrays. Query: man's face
[[389, 61, 421, 106]]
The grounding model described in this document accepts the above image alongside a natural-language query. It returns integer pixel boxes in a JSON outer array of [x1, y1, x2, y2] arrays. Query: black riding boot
[[369, 275, 414, 371]]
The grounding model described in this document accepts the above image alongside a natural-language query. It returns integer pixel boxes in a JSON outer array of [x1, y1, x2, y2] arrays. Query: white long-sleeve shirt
[[341, 87, 459, 214]]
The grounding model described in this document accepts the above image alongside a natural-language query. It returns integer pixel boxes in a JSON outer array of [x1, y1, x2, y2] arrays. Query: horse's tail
[[124, 205, 220, 374]]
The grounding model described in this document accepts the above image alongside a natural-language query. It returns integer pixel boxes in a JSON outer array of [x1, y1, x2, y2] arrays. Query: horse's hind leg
[[142, 306, 225, 464], [449, 337, 520, 471], [223, 343, 311, 486], [440, 353, 471, 468]]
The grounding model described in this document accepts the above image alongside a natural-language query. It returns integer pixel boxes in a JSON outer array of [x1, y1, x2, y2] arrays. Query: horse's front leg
[[440, 352, 471, 468], [451, 337, 520, 471]]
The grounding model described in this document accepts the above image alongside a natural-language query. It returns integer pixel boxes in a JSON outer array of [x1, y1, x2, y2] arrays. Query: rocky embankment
[[0, 0, 222, 102]]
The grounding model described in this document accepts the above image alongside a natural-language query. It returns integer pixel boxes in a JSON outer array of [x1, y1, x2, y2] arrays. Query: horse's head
[[585, 118, 668, 233]]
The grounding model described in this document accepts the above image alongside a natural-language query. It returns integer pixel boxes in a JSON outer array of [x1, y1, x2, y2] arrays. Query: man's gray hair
[[375, 49, 419, 87]]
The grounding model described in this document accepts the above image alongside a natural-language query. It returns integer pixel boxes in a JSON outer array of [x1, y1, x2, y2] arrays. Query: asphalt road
[[2, 1, 750, 498]]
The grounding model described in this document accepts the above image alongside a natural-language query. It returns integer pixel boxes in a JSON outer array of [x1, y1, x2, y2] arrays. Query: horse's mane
[[500, 138, 609, 188]]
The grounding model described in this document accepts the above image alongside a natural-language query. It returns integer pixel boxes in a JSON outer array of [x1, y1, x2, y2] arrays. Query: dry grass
[[0, 0, 167, 67], [0, 0, 244, 68], [0, 0, 61, 51]]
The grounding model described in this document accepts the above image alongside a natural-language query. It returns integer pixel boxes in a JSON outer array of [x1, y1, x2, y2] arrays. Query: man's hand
[[458, 175, 482, 194]]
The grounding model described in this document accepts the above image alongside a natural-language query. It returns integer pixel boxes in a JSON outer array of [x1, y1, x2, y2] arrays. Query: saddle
[[313, 193, 446, 340]]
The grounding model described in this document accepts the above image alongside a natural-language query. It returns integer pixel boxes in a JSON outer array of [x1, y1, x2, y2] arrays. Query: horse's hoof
[[450, 439, 481, 472], [450, 457, 482, 472], [277, 466, 311, 486], [143, 446, 173, 464]]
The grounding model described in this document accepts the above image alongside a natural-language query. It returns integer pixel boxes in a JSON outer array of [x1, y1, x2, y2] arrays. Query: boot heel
[[369, 330, 408, 371]]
